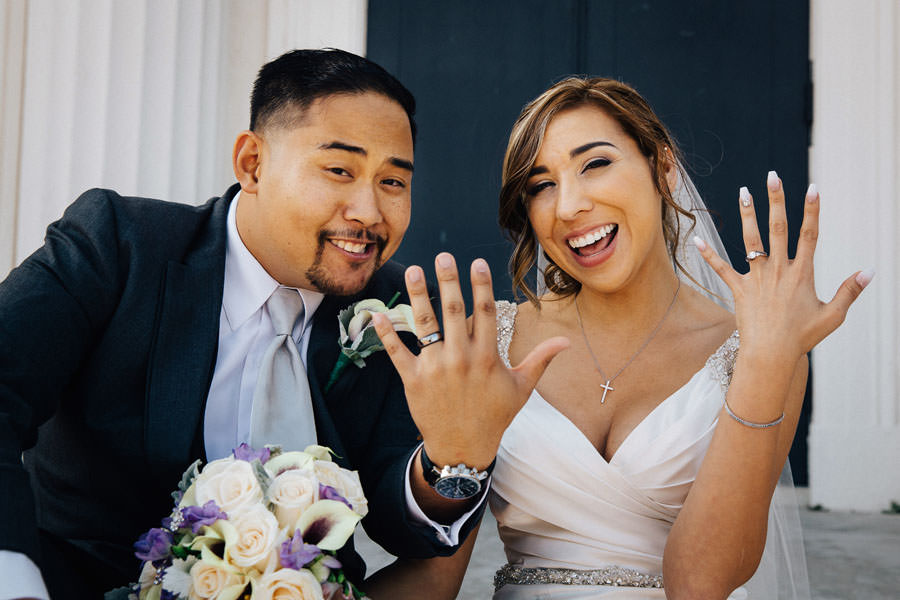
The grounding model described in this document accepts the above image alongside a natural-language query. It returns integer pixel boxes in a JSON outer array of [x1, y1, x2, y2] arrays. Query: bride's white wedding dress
[[490, 301, 809, 599]]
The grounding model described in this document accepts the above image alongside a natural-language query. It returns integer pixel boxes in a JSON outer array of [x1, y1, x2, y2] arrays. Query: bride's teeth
[[568, 225, 615, 249]]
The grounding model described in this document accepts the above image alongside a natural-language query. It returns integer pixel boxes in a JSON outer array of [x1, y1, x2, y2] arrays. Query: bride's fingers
[[405, 265, 441, 340], [794, 184, 820, 265], [371, 312, 415, 378], [820, 270, 873, 336], [766, 171, 789, 261], [693, 236, 741, 290], [511, 336, 570, 392], [738, 187, 766, 263]]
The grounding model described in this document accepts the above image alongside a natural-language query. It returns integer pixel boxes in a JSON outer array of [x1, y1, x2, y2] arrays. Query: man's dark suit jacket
[[0, 185, 466, 598]]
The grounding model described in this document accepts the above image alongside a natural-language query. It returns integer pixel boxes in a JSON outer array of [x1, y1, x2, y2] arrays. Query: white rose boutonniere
[[324, 292, 416, 393]]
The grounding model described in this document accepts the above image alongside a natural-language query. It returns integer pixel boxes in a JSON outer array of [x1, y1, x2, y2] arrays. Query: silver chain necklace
[[574, 279, 681, 404]]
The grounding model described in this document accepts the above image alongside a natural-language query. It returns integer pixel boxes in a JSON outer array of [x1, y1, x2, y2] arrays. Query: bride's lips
[[565, 223, 618, 268]]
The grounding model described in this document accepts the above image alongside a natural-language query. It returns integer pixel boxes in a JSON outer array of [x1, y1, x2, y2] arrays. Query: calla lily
[[303, 445, 334, 461], [296, 500, 362, 551], [264, 451, 316, 477], [190, 519, 241, 571]]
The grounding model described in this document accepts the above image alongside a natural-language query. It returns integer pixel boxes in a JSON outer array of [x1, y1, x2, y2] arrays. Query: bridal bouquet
[[122, 443, 370, 600]]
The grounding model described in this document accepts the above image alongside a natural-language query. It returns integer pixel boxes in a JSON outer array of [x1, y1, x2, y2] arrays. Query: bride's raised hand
[[371, 253, 569, 469], [694, 171, 872, 359]]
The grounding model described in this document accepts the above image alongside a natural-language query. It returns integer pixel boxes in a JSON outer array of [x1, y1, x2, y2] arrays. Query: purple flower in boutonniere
[[324, 292, 416, 393]]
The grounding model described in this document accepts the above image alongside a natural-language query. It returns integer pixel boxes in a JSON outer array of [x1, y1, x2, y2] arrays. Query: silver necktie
[[249, 287, 318, 451]]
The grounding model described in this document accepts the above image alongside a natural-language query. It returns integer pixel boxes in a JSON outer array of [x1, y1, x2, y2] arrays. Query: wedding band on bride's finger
[[417, 331, 444, 348], [746, 250, 768, 262]]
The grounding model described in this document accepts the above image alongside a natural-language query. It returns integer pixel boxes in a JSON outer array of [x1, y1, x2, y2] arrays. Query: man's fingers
[[405, 265, 441, 341], [511, 336, 570, 392], [470, 258, 498, 346], [766, 171, 788, 261], [371, 312, 415, 376], [794, 184, 820, 264], [434, 252, 468, 347], [692, 236, 740, 290]]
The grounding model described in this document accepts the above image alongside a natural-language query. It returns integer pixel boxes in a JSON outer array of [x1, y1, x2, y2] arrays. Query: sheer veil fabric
[[528, 166, 811, 599]]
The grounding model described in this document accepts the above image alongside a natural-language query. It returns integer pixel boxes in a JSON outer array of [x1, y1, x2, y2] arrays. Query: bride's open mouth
[[567, 223, 618, 257]]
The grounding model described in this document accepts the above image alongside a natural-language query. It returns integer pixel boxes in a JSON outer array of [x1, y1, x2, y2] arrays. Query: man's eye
[[526, 181, 554, 196], [583, 158, 611, 172], [328, 167, 350, 176], [381, 178, 406, 188]]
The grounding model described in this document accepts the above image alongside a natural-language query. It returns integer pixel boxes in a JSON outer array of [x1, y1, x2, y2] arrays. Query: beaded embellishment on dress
[[494, 564, 664, 591]]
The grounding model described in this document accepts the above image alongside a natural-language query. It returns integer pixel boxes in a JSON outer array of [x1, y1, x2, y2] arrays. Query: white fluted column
[[4, 0, 366, 271], [809, 0, 900, 511], [0, 0, 27, 275]]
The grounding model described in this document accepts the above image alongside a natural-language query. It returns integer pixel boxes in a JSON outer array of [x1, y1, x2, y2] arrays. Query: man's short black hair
[[250, 48, 417, 142]]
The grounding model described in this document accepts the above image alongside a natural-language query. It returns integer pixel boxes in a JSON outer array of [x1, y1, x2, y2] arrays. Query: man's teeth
[[331, 239, 368, 254], [567, 224, 616, 249]]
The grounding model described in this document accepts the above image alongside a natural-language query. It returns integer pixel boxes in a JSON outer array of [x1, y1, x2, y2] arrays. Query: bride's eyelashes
[[526, 180, 554, 196], [581, 157, 611, 173]]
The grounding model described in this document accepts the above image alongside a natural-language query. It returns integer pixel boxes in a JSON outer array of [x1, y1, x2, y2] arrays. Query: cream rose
[[269, 468, 318, 532], [254, 568, 324, 600], [313, 461, 368, 517], [189, 559, 244, 599], [193, 458, 264, 517], [226, 504, 282, 570]]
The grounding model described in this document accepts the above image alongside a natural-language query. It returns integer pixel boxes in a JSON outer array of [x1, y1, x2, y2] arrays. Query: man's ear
[[233, 130, 263, 194]]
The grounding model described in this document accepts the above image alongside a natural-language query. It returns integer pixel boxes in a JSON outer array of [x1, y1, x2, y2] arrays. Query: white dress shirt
[[2, 192, 484, 598]]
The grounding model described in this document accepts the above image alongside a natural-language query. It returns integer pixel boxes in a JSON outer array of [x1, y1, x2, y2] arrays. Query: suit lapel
[[145, 193, 230, 474]]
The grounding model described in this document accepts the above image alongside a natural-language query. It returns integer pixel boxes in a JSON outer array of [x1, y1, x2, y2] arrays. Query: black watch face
[[435, 476, 481, 499]]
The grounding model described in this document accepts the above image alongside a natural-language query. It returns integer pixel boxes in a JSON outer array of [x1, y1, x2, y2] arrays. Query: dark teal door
[[368, 0, 811, 482]]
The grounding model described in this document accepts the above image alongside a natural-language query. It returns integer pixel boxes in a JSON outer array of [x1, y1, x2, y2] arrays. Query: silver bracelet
[[724, 399, 784, 428]]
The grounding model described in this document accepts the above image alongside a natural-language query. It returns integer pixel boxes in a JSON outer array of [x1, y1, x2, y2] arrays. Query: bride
[[371, 77, 870, 599]]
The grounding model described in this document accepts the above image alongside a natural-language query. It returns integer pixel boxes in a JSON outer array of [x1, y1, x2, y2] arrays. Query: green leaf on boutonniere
[[324, 292, 415, 394]]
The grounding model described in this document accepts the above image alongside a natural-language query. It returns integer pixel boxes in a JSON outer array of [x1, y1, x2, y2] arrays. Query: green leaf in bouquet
[[252, 458, 273, 491], [172, 459, 203, 504]]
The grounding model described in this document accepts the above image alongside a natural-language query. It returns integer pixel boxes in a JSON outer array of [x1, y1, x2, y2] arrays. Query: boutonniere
[[324, 292, 417, 393]]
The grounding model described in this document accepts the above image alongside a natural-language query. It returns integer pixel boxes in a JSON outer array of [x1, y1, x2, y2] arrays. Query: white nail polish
[[692, 236, 707, 251], [806, 183, 818, 201], [767, 170, 780, 191], [856, 268, 875, 288], [739, 186, 751, 207]]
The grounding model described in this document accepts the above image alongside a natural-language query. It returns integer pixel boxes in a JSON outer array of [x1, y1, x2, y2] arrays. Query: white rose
[[193, 458, 264, 517], [254, 568, 324, 600], [269, 469, 318, 532], [189, 559, 244, 599], [314, 461, 368, 517], [226, 504, 283, 570]]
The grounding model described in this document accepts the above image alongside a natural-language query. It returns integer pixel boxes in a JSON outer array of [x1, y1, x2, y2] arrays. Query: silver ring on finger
[[417, 331, 444, 348], [746, 250, 769, 262]]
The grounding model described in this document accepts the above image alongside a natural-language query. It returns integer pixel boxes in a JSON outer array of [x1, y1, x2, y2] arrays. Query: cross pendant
[[600, 380, 614, 404]]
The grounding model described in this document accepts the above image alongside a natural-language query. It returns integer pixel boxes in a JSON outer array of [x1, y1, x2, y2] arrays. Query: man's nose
[[343, 184, 383, 226]]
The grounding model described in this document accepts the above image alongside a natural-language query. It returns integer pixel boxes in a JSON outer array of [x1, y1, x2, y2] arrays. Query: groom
[[0, 49, 484, 598]]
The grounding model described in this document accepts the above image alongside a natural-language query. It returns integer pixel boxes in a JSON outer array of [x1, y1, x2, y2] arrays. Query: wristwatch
[[420, 447, 495, 500]]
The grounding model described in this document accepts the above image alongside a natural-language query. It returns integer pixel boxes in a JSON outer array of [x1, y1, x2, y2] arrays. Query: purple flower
[[181, 500, 228, 533], [233, 442, 271, 464], [319, 484, 352, 509], [280, 530, 322, 570], [134, 528, 173, 562]]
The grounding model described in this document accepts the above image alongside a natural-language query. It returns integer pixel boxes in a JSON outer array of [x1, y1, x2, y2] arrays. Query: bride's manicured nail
[[856, 268, 875, 289], [692, 236, 707, 251], [437, 254, 453, 268], [739, 186, 751, 207], [473, 258, 489, 273], [806, 183, 818, 202], [407, 267, 422, 282], [767, 170, 781, 192]]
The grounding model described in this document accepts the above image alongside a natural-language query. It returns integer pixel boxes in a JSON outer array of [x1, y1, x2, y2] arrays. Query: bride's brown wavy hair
[[499, 77, 697, 306]]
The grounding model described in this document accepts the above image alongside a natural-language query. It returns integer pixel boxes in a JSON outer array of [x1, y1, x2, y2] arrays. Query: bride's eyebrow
[[570, 140, 616, 158]]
